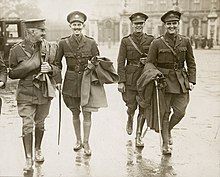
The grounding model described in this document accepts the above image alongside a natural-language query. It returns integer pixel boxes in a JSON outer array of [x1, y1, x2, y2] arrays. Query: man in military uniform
[[0, 56, 7, 114], [117, 12, 154, 147], [147, 10, 196, 154], [8, 19, 59, 171], [55, 11, 99, 156]]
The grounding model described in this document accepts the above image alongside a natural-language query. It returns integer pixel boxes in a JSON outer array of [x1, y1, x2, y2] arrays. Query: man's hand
[[140, 57, 147, 65], [189, 83, 194, 91], [56, 83, 62, 91], [118, 83, 125, 93], [0, 81, 4, 88], [41, 62, 52, 73]]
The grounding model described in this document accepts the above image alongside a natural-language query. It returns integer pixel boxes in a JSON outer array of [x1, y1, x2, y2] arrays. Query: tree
[[0, 0, 41, 19]]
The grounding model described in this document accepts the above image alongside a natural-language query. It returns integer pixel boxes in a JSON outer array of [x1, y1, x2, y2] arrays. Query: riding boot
[[169, 114, 183, 145], [135, 114, 145, 147], [126, 113, 134, 135], [83, 112, 92, 156], [35, 128, 44, 162], [161, 121, 172, 155], [73, 118, 82, 151], [23, 133, 33, 171]]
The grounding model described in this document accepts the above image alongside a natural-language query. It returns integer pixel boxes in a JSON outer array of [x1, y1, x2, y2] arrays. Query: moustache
[[73, 28, 82, 31]]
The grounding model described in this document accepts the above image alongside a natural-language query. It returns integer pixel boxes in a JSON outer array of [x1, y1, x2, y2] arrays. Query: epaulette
[[85, 35, 94, 40], [61, 35, 71, 40], [156, 35, 163, 39], [145, 33, 154, 38], [123, 34, 131, 39], [11, 41, 22, 49]]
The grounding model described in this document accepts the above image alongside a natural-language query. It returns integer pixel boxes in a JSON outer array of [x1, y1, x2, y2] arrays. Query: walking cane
[[0, 97, 2, 115], [154, 77, 162, 150], [57, 88, 62, 154]]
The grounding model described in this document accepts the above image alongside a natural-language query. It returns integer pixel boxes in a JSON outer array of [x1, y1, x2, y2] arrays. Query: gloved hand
[[140, 57, 147, 65], [56, 83, 62, 91], [118, 83, 125, 93], [0, 82, 4, 88], [41, 62, 52, 73], [189, 83, 194, 91]]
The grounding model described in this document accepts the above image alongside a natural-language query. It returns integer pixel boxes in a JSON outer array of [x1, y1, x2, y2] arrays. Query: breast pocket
[[127, 46, 136, 59], [64, 52, 77, 66], [143, 46, 150, 54], [17, 56, 29, 63], [178, 47, 187, 62], [158, 49, 173, 63]]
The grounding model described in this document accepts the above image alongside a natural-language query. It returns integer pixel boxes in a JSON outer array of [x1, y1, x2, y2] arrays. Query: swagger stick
[[154, 78, 162, 150], [58, 89, 62, 147]]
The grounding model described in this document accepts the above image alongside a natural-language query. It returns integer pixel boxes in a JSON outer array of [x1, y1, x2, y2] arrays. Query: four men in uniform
[[3, 8, 196, 172]]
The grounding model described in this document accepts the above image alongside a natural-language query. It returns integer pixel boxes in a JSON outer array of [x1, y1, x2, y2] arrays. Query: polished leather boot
[[126, 114, 134, 135], [83, 112, 92, 156], [73, 140, 83, 151], [168, 131, 173, 145], [135, 114, 145, 147], [35, 149, 44, 162], [162, 121, 172, 155], [35, 128, 44, 162], [83, 141, 91, 156], [23, 133, 33, 171], [73, 119, 82, 151]]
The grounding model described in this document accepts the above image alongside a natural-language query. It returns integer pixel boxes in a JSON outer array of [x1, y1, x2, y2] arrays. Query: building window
[[160, 0, 166, 4], [211, 0, 217, 2], [194, 0, 200, 3]]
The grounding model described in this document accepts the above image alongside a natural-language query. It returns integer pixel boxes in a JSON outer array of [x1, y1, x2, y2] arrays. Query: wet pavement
[[0, 46, 219, 177]]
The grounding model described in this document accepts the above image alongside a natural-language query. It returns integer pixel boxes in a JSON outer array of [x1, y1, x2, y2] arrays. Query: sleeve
[[8, 48, 18, 79], [186, 38, 196, 84], [117, 38, 127, 83], [54, 40, 64, 84], [0, 57, 7, 88], [91, 40, 100, 56], [147, 40, 158, 64]]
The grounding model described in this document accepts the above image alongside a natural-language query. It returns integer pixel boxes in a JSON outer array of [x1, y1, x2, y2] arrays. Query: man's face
[[132, 22, 145, 33], [164, 20, 179, 35], [69, 21, 84, 35], [27, 28, 46, 42]]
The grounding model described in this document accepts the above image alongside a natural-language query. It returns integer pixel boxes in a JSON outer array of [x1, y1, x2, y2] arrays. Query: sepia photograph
[[0, 0, 219, 176]]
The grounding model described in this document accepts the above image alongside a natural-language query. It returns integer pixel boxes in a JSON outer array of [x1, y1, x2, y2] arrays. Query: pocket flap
[[157, 67, 170, 75], [159, 49, 171, 53], [65, 70, 77, 80]]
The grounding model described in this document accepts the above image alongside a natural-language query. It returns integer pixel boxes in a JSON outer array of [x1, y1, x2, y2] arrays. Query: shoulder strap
[[65, 38, 75, 54], [128, 36, 143, 55], [161, 36, 177, 56]]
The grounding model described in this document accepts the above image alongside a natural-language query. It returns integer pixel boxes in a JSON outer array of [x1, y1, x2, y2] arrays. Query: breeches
[[63, 95, 91, 121], [122, 89, 144, 115], [18, 102, 51, 135], [163, 93, 190, 121]]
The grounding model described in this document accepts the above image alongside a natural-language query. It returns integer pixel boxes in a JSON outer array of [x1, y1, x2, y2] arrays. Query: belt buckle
[[174, 63, 178, 71]]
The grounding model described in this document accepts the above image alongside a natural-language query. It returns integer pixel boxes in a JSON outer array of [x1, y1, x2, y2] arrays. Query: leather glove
[[118, 83, 125, 93]]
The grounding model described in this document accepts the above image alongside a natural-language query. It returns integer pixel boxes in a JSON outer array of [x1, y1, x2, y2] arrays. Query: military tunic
[[147, 32, 196, 128], [55, 34, 99, 115], [148, 33, 196, 93], [117, 32, 154, 114], [8, 40, 59, 134], [9, 40, 59, 104]]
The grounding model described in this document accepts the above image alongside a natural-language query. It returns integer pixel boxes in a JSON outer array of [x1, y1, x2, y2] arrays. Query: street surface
[[0, 45, 219, 177]]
